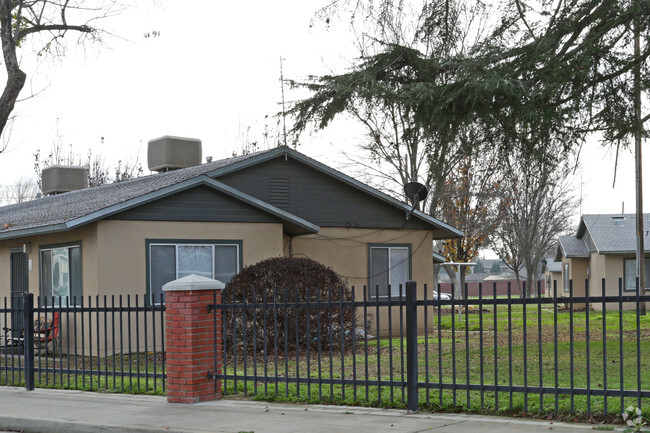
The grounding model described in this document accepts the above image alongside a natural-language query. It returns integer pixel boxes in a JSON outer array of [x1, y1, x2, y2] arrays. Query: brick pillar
[[163, 274, 224, 403]]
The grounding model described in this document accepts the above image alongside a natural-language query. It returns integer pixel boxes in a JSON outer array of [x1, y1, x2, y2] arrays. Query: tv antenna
[[404, 181, 428, 220], [279, 57, 288, 147]]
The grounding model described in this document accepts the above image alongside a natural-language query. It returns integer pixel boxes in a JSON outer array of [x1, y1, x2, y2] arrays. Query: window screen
[[40, 244, 81, 305], [149, 242, 241, 304], [369, 246, 410, 298]]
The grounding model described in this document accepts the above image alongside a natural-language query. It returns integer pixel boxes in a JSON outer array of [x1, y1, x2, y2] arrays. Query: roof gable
[[211, 148, 462, 239], [556, 235, 589, 259], [578, 214, 650, 254], [0, 147, 460, 240], [0, 175, 318, 239]]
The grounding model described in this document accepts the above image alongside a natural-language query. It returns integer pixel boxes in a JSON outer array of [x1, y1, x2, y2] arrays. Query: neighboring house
[[555, 213, 650, 310], [541, 257, 562, 297], [0, 141, 462, 343]]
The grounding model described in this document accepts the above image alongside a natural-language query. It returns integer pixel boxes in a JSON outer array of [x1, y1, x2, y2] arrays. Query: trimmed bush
[[223, 256, 355, 356]]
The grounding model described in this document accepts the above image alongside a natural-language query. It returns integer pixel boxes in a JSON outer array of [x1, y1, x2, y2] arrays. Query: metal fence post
[[406, 280, 418, 413], [23, 293, 34, 391]]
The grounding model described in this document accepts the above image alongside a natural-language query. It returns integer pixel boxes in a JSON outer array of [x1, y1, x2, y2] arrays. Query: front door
[[10, 249, 28, 333]]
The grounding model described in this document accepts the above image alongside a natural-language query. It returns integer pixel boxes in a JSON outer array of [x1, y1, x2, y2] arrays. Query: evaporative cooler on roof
[[147, 136, 202, 172]]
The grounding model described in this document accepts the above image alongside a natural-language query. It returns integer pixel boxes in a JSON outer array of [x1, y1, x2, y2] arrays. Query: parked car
[[432, 290, 451, 300]]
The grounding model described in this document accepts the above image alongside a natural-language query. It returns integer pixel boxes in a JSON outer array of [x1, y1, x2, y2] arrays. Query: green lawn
[[2, 303, 648, 422], [222, 304, 650, 421], [1, 351, 165, 394]]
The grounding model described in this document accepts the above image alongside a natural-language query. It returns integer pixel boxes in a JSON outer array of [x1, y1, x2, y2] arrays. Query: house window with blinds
[[369, 245, 411, 298], [148, 240, 241, 305]]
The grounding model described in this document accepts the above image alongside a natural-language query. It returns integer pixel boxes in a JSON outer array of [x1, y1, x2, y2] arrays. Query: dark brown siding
[[108, 185, 279, 223], [217, 157, 431, 230]]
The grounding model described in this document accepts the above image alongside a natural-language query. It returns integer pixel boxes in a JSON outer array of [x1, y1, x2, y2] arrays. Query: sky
[[0, 1, 647, 234]]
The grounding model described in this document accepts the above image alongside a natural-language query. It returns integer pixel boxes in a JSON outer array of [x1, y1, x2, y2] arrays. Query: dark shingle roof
[[558, 235, 589, 258], [578, 214, 650, 253], [543, 258, 562, 273], [0, 147, 463, 240], [0, 151, 266, 236]]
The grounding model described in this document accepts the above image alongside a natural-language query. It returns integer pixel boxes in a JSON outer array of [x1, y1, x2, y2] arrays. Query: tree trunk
[[460, 270, 467, 300], [0, 0, 26, 138], [514, 269, 523, 298]]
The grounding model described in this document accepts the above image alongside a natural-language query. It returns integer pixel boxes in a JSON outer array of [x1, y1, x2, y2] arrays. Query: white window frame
[[369, 245, 411, 299], [40, 243, 82, 306], [623, 258, 650, 292], [148, 242, 240, 305]]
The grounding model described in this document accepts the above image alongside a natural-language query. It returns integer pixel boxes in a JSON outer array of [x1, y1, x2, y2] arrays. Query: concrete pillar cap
[[162, 274, 225, 292]]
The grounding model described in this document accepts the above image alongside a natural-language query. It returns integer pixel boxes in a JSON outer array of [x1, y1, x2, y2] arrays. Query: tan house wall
[[286, 227, 434, 336], [563, 254, 643, 311], [561, 257, 588, 309], [95, 220, 284, 297], [598, 254, 643, 311], [1, 220, 285, 355], [0, 223, 100, 299], [544, 270, 562, 296]]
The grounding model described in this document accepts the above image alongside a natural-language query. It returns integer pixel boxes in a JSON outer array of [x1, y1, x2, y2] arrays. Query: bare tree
[[437, 142, 508, 298], [0, 0, 118, 141], [491, 194, 525, 297], [493, 157, 577, 297], [33, 140, 142, 189], [0, 176, 39, 204]]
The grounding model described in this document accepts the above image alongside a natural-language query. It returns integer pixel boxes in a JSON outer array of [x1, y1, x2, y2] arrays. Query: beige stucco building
[[556, 214, 650, 310], [0, 146, 462, 352]]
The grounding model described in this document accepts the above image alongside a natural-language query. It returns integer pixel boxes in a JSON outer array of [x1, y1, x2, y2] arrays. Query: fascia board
[[599, 250, 650, 255], [0, 223, 69, 240], [432, 251, 445, 263]]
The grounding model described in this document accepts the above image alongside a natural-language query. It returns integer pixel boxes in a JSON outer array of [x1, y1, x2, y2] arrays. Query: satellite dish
[[404, 182, 428, 202], [404, 182, 428, 220]]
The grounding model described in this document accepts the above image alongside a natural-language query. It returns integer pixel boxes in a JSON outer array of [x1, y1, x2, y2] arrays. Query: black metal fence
[[213, 279, 650, 416], [1, 293, 166, 394]]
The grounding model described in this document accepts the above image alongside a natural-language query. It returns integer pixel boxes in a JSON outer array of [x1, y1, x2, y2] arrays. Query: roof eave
[[432, 251, 445, 263], [0, 222, 69, 241], [599, 250, 650, 255], [8, 175, 320, 239]]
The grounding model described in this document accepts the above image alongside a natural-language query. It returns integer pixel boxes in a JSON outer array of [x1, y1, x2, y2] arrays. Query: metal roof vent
[[612, 216, 625, 226], [147, 136, 202, 172], [41, 165, 88, 195]]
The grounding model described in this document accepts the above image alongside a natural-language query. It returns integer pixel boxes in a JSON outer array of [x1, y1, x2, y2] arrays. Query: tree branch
[[17, 23, 92, 41]]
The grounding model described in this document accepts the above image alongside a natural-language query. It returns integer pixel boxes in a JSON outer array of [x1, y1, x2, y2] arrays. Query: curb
[[0, 416, 215, 433]]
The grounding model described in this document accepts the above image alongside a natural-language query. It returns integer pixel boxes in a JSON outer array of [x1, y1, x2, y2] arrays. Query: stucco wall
[[560, 257, 588, 309], [0, 223, 99, 299], [563, 253, 644, 311], [285, 227, 434, 335], [1, 220, 285, 355], [598, 254, 644, 311], [95, 220, 284, 297]]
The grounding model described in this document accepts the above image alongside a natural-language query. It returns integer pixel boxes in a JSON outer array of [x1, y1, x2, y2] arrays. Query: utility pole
[[634, 13, 646, 314]]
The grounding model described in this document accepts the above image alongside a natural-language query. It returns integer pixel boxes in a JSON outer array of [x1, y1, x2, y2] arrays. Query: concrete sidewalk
[[0, 387, 619, 433]]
